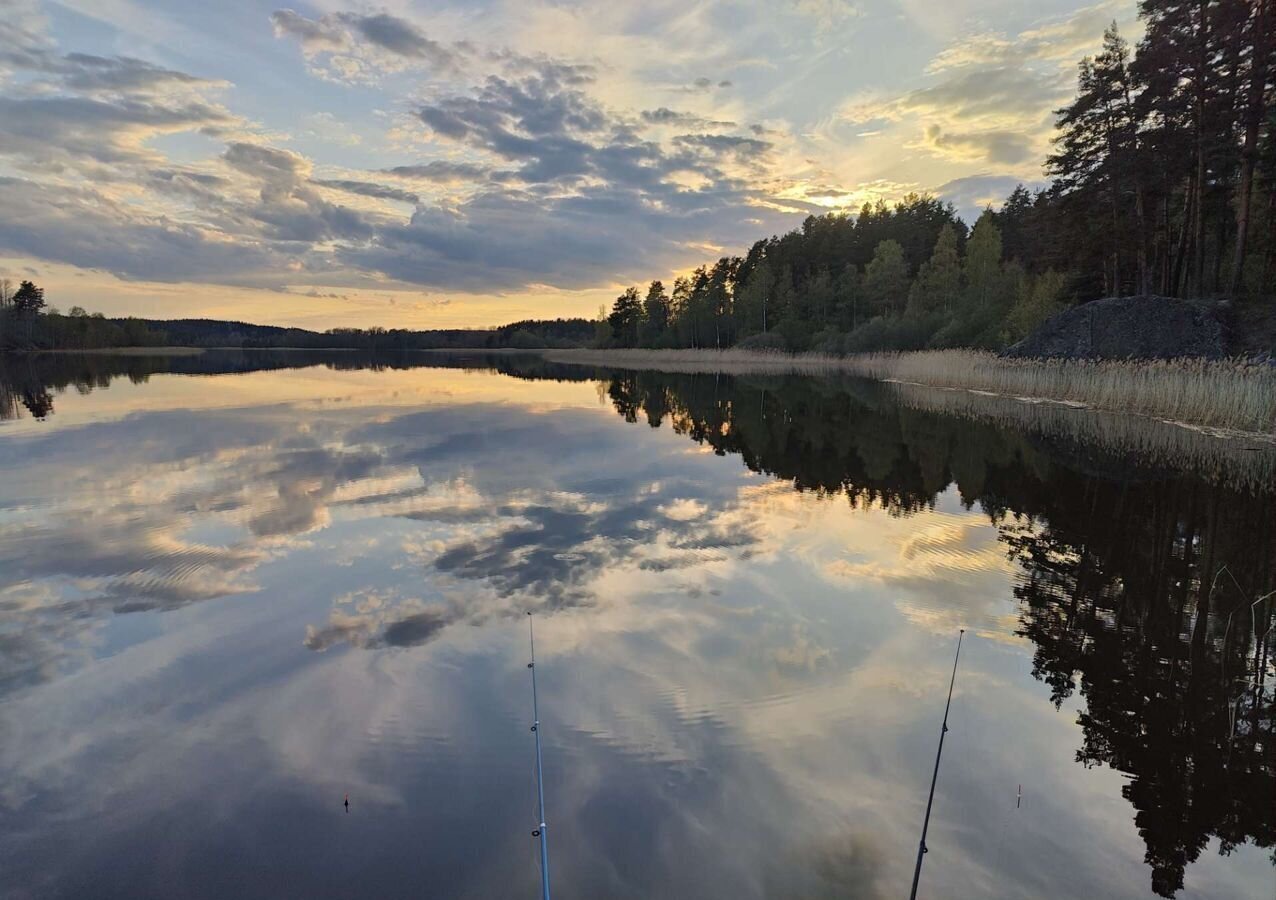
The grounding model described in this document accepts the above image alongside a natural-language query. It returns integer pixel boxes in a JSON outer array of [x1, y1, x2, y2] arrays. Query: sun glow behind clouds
[[0, 0, 1128, 326]]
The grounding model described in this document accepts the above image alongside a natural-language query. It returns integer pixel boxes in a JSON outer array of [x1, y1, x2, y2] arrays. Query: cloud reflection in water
[[0, 358, 1271, 900]]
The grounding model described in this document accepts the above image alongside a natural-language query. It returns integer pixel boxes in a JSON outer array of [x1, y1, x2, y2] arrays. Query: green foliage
[[640, 280, 670, 345], [1004, 270, 1068, 343], [12, 281, 45, 315], [506, 328, 547, 350], [607, 286, 643, 347], [963, 212, 1004, 309], [907, 223, 961, 317], [736, 331, 787, 351], [863, 240, 910, 318], [843, 314, 941, 353]]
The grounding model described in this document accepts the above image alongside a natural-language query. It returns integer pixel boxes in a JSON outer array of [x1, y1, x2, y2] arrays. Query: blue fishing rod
[[909, 628, 965, 900], [526, 611, 552, 900]]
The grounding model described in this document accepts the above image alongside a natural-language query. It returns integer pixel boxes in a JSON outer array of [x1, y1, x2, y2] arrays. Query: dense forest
[[0, 280, 594, 352], [603, 2, 1276, 353]]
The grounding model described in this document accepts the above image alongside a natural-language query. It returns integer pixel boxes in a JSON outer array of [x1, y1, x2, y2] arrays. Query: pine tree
[[12, 281, 45, 315], [641, 280, 670, 345], [1049, 24, 1145, 296], [1134, 0, 1247, 296], [607, 287, 643, 348], [1230, 0, 1273, 295]]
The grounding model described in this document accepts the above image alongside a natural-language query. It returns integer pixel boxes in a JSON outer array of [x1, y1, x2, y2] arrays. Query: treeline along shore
[[0, 286, 595, 352]]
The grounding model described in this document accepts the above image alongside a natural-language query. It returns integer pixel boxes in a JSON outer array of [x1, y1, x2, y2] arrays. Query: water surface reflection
[[0, 352, 1271, 899]]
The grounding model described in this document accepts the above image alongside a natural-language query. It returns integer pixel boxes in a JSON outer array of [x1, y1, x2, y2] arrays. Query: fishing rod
[[909, 628, 965, 900], [526, 611, 552, 900]]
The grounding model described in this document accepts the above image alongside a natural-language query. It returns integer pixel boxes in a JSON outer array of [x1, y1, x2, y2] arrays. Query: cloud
[[674, 133, 772, 159], [926, 0, 1134, 73], [0, 2, 812, 299], [58, 52, 215, 94], [671, 76, 733, 94], [918, 124, 1036, 166], [223, 141, 309, 180], [934, 173, 1045, 222], [335, 12, 459, 68], [0, 177, 283, 283], [270, 8, 461, 79], [312, 179, 420, 205], [641, 107, 736, 129], [0, 94, 235, 166], [269, 8, 345, 52], [844, 66, 1062, 132], [323, 67, 799, 291], [380, 161, 494, 183], [836, 4, 1127, 173], [222, 142, 377, 244]]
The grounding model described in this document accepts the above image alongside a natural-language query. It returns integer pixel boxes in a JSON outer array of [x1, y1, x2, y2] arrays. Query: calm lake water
[[0, 351, 1272, 900]]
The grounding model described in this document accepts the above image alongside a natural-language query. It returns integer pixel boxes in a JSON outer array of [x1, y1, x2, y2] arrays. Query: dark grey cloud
[[380, 161, 493, 182], [221, 142, 377, 244], [145, 166, 232, 204], [312, 178, 420, 204], [641, 107, 736, 129], [674, 133, 772, 157], [271, 8, 460, 71], [414, 72, 610, 182], [336, 179, 791, 292], [0, 94, 234, 165], [0, 14, 218, 96], [486, 49, 596, 86], [0, 178, 283, 283], [343, 68, 800, 290], [223, 141, 308, 179], [57, 53, 211, 94], [269, 9, 346, 51], [334, 12, 459, 68], [671, 76, 732, 94]]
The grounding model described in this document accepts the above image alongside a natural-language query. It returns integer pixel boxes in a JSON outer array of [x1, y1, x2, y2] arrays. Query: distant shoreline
[[29, 346, 208, 356], [6, 344, 1272, 437]]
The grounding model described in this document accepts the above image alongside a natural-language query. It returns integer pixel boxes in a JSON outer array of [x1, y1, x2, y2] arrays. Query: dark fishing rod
[[909, 628, 965, 900], [526, 611, 552, 900]]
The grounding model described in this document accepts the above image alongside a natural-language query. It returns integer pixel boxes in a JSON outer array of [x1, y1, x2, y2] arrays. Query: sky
[[0, 0, 1140, 329]]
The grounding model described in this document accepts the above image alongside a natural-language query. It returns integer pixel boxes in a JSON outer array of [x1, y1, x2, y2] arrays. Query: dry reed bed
[[544, 348, 1276, 435], [884, 381, 1276, 494]]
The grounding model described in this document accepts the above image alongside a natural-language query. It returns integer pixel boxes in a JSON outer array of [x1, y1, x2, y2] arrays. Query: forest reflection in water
[[0, 350, 1271, 899]]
